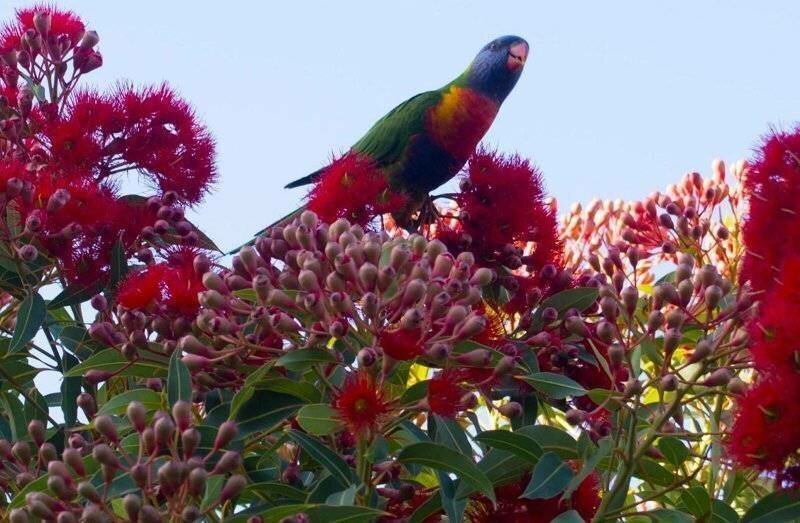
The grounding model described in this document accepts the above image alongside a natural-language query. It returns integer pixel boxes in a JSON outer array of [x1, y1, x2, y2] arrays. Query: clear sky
[[5, 1, 800, 251]]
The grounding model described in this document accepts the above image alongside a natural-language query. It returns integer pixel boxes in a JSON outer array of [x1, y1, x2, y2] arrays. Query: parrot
[[235, 35, 529, 251]]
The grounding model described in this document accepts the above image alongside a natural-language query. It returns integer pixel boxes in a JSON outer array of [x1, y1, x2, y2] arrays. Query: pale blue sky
[[5, 1, 800, 251]]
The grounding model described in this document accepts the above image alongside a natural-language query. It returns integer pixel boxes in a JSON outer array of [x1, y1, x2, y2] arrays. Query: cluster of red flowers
[[333, 372, 390, 436], [118, 246, 206, 316], [467, 469, 601, 522], [307, 152, 409, 225], [0, 5, 215, 283], [435, 149, 565, 312], [729, 127, 800, 470]]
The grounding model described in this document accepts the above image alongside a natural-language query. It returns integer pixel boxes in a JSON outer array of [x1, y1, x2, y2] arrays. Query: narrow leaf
[[522, 451, 574, 500], [10, 292, 45, 352], [474, 430, 543, 464], [287, 430, 355, 489], [398, 441, 495, 503], [521, 372, 587, 399], [167, 349, 191, 407]]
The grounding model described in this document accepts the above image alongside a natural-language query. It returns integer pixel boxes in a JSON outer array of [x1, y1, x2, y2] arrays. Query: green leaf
[[531, 287, 599, 329], [23, 387, 48, 424], [518, 425, 579, 458], [108, 239, 128, 289], [680, 486, 711, 518], [287, 430, 355, 489], [643, 509, 694, 523], [58, 324, 100, 359], [563, 437, 612, 499], [398, 441, 495, 503], [635, 458, 674, 486], [474, 430, 543, 464], [167, 349, 191, 407], [65, 350, 167, 378], [242, 481, 307, 502], [710, 500, 740, 523], [551, 510, 584, 523], [742, 488, 800, 523], [0, 392, 26, 440], [296, 403, 343, 436], [326, 484, 357, 506], [201, 474, 225, 511], [250, 504, 388, 523], [229, 363, 273, 420], [276, 347, 336, 371], [431, 414, 472, 456], [98, 388, 162, 416], [521, 372, 587, 399], [235, 390, 304, 436], [29, 81, 46, 102], [48, 279, 103, 310], [657, 436, 689, 467], [10, 292, 45, 352], [60, 353, 78, 426], [522, 451, 574, 500]]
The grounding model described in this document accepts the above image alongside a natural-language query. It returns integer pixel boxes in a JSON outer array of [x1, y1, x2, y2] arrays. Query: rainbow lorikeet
[[239, 35, 528, 248]]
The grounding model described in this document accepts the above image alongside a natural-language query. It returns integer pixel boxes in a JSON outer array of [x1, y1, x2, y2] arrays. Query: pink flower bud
[[455, 348, 491, 366]]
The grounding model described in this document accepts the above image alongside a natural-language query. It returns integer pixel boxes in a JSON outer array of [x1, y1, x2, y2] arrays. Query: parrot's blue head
[[465, 35, 529, 102]]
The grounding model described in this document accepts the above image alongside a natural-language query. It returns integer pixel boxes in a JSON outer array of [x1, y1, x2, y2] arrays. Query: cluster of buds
[[561, 159, 746, 283], [8, 401, 243, 523]]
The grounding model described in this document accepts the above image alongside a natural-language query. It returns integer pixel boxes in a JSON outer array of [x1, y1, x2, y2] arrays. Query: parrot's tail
[[227, 205, 307, 254]]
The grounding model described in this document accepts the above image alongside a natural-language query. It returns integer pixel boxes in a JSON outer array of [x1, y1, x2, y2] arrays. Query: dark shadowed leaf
[[658, 437, 690, 467], [522, 452, 573, 500], [167, 349, 191, 406], [296, 403, 343, 436], [48, 280, 103, 310], [276, 348, 336, 371], [10, 292, 45, 352], [474, 430, 543, 464], [65, 350, 167, 378], [235, 391, 304, 437], [680, 486, 711, 518], [108, 239, 128, 289], [287, 430, 356, 489], [742, 489, 800, 523], [521, 372, 587, 399], [398, 441, 495, 503]]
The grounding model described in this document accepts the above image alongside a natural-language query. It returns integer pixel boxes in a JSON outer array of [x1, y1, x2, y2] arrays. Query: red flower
[[118, 247, 205, 315], [467, 467, 600, 522], [1, 4, 85, 54], [113, 84, 216, 205], [427, 370, 468, 418], [727, 374, 800, 470], [436, 149, 561, 271], [118, 264, 169, 310], [333, 372, 389, 435], [740, 127, 800, 294], [379, 327, 424, 361], [307, 152, 409, 226]]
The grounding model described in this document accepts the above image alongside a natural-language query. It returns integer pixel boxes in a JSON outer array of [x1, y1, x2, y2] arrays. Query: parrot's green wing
[[352, 89, 443, 169]]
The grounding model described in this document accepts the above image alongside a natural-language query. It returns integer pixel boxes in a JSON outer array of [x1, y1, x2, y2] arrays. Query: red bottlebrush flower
[[380, 488, 439, 523], [118, 247, 205, 315], [427, 370, 468, 419], [1, 4, 85, 54], [333, 372, 389, 436], [748, 255, 800, 374], [379, 327, 424, 361], [436, 148, 561, 271], [113, 84, 216, 205], [740, 127, 800, 294], [467, 468, 600, 522], [472, 305, 506, 348], [727, 374, 800, 470], [307, 152, 409, 226], [118, 264, 169, 310]]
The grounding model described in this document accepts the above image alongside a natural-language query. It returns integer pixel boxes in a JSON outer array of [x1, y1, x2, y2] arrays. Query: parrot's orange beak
[[507, 41, 528, 71]]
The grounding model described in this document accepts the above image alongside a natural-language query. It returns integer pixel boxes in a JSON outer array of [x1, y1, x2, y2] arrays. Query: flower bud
[[596, 320, 615, 343], [390, 244, 410, 271], [704, 285, 723, 309], [664, 328, 682, 354], [469, 267, 494, 287], [660, 373, 679, 391], [221, 474, 247, 503], [94, 415, 118, 442], [623, 379, 643, 398], [357, 347, 377, 367], [493, 355, 516, 377], [608, 343, 625, 367], [123, 493, 141, 522], [188, 467, 207, 497], [565, 408, 587, 426], [214, 420, 239, 451], [76, 392, 96, 418], [91, 444, 118, 470], [27, 419, 44, 446], [564, 316, 590, 338], [38, 442, 56, 464], [79, 30, 99, 49], [455, 348, 491, 367], [172, 400, 192, 432], [211, 450, 241, 475], [138, 505, 162, 523], [688, 339, 712, 363], [703, 368, 733, 387], [9, 508, 30, 523], [154, 416, 176, 449], [453, 315, 487, 341], [12, 441, 32, 464], [498, 401, 523, 418], [727, 377, 747, 395], [541, 307, 558, 325], [402, 279, 426, 306], [620, 286, 638, 315]]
